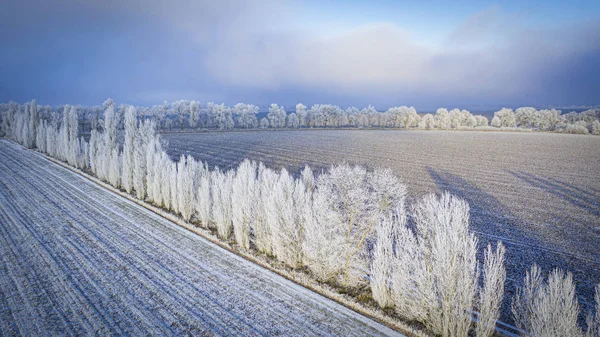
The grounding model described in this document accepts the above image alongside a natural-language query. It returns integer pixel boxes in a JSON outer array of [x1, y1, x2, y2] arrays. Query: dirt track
[[0, 140, 401, 337]]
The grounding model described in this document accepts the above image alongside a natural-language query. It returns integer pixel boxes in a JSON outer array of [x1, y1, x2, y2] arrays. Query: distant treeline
[[2, 99, 599, 136]]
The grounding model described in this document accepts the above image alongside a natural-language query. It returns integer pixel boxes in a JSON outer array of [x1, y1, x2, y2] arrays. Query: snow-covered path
[[0, 140, 402, 337]]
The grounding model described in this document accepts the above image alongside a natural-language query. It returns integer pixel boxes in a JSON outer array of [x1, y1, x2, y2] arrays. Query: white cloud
[[3, 1, 599, 106], [191, 4, 600, 103]]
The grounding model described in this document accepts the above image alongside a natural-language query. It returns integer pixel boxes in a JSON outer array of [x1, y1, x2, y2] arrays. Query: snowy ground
[[164, 129, 600, 321], [0, 140, 402, 337]]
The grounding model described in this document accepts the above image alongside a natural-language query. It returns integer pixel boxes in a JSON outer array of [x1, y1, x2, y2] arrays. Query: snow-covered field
[[164, 129, 600, 316], [0, 140, 402, 337]]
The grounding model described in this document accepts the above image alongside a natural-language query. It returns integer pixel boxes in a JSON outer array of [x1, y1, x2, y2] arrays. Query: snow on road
[[0, 140, 402, 337]]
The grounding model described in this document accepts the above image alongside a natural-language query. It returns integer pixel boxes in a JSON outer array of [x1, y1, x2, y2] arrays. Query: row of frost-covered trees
[[489, 107, 600, 134], [2, 99, 600, 337], [2, 100, 599, 135]]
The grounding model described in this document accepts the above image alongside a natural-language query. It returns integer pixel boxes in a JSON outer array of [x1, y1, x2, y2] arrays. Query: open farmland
[[0, 140, 402, 337], [164, 129, 600, 317]]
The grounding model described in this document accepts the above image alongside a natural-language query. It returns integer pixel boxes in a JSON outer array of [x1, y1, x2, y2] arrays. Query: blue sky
[[1, 0, 599, 110]]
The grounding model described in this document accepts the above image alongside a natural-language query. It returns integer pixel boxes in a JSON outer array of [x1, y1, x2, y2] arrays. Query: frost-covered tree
[[159, 152, 172, 209], [89, 129, 100, 176], [90, 105, 102, 131], [177, 155, 198, 221], [538, 109, 561, 131], [232, 103, 259, 129], [78, 137, 89, 169], [491, 116, 501, 128], [475, 115, 489, 127], [515, 107, 537, 128], [317, 164, 374, 287], [63, 105, 80, 167], [581, 109, 600, 124], [323, 105, 345, 127], [301, 165, 315, 192], [372, 213, 398, 308], [586, 285, 600, 337], [392, 193, 481, 337], [173, 100, 190, 130], [277, 104, 288, 128], [345, 107, 360, 127], [149, 139, 165, 205], [144, 135, 160, 202], [296, 103, 307, 127], [414, 193, 478, 337], [134, 119, 156, 200], [370, 168, 406, 216], [108, 147, 121, 188], [565, 121, 590, 134], [102, 101, 118, 182], [122, 106, 137, 194], [476, 242, 506, 337], [435, 108, 451, 130], [419, 113, 436, 130], [156, 153, 169, 206], [592, 120, 600, 135], [259, 117, 269, 129], [464, 114, 477, 128], [268, 104, 286, 128], [254, 164, 278, 255], [212, 169, 234, 240], [10, 100, 36, 149], [362, 105, 379, 127], [370, 168, 407, 307], [196, 163, 212, 227], [271, 170, 295, 261], [157, 100, 169, 129], [48, 120, 60, 158], [189, 100, 200, 129], [388, 106, 419, 128], [303, 186, 345, 281], [494, 108, 516, 128], [392, 212, 429, 322], [449, 108, 463, 129], [339, 112, 350, 127], [287, 112, 300, 128], [231, 160, 257, 250], [0, 102, 16, 137], [176, 155, 186, 213], [36, 119, 47, 153], [306, 105, 320, 127], [28, 100, 38, 148], [56, 105, 69, 161], [169, 161, 179, 213], [272, 169, 307, 268], [512, 266, 582, 337], [208, 102, 234, 130]]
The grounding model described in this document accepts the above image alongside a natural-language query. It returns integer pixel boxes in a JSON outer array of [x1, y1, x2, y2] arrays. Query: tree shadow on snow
[[507, 171, 600, 218]]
